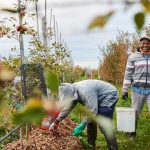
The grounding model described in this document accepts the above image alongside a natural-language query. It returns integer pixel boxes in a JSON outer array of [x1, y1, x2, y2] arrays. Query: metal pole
[[18, 1, 26, 149], [42, 16, 47, 47], [35, 0, 39, 39], [45, 0, 47, 21], [49, 9, 53, 47], [53, 15, 56, 45], [0, 124, 23, 143], [18, 0, 26, 102], [20, 127, 23, 150], [44, 0, 47, 48], [18, 0, 25, 65]]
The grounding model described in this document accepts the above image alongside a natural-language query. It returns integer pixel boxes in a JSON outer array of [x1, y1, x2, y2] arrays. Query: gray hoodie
[[55, 79, 118, 124]]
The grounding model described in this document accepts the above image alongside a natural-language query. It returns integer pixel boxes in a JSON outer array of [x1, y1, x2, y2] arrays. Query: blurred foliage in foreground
[[88, 0, 150, 32]]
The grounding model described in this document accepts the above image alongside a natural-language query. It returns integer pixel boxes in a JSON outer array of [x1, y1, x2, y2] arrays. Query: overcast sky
[[0, 0, 149, 68]]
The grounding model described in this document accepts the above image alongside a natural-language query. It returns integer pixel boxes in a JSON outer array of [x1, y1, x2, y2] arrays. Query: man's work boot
[[106, 136, 118, 150]]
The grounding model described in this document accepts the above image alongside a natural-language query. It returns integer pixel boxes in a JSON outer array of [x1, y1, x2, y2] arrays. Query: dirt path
[[4, 118, 86, 150]]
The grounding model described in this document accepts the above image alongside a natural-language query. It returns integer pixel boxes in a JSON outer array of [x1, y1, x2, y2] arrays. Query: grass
[[69, 90, 150, 150]]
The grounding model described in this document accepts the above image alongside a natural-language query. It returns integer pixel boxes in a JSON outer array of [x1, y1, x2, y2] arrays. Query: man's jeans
[[87, 103, 118, 150]]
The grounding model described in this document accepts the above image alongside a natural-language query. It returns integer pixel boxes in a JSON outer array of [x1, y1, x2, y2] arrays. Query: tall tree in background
[[98, 32, 131, 84]]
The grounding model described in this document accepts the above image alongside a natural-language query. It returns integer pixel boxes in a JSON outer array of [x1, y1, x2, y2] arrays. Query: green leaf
[[88, 11, 114, 29], [13, 107, 46, 124], [45, 71, 59, 95], [13, 99, 46, 124], [141, 0, 150, 13], [134, 12, 145, 31]]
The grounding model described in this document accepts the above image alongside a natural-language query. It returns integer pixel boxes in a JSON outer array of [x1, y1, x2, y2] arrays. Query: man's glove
[[122, 92, 128, 100], [73, 122, 86, 136], [49, 122, 58, 131]]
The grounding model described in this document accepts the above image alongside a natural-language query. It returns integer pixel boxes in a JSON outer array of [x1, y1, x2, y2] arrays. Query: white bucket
[[116, 107, 135, 132]]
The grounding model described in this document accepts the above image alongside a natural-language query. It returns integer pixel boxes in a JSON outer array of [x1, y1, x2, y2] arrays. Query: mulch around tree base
[[4, 118, 87, 150]]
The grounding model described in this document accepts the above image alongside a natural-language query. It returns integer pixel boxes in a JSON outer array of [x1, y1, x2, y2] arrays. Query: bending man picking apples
[[49, 79, 118, 150]]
